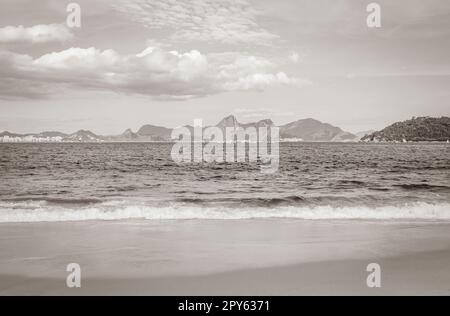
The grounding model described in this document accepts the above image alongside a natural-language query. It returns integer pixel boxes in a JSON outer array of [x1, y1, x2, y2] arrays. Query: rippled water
[[0, 143, 449, 222]]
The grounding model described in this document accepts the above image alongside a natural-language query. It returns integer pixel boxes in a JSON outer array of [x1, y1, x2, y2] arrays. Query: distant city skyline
[[1, 0, 449, 135]]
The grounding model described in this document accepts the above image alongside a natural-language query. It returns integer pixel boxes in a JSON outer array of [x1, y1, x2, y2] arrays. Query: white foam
[[0, 201, 450, 223]]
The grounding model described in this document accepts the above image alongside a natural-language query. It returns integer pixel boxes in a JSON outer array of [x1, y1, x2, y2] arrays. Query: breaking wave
[[0, 200, 449, 223]]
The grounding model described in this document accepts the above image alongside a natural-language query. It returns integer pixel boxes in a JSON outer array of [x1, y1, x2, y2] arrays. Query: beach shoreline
[[0, 219, 449, 295]]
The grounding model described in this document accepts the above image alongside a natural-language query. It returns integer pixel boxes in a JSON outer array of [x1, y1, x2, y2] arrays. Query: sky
[[0, 0, 449, 135]]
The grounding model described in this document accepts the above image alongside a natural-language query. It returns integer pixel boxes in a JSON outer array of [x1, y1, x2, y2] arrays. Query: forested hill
[[362, 117, 450, 142]]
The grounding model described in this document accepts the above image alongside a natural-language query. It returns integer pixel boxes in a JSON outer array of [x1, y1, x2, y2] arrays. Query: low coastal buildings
[[0, 135, 63, 143]]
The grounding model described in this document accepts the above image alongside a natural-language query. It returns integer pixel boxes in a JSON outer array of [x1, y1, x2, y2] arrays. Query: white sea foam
[[0, 201, 450, 223]]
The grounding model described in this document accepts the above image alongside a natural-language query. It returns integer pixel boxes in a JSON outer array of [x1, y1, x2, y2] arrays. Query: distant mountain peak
[[280, 118, 357, 142], [0, 131, 15, 136], [120, 128, 138, 139], [257, 119, 275, 126], [122, 128, 134, 135], [65, 130, 104, 142], [137, 124, 171, 136], [217, 115, 239, 128], [216, 115, 275, 130]]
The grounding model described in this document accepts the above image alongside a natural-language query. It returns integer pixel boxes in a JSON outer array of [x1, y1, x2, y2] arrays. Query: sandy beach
[[0, 219, 449, 296]]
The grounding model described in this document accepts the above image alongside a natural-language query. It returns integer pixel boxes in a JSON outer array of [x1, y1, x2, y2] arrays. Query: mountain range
[[1, 115, 448, 143], [0, 115, 360, 143]]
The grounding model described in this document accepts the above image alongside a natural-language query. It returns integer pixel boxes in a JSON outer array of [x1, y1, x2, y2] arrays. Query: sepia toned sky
[[0, 0, 449, 134]]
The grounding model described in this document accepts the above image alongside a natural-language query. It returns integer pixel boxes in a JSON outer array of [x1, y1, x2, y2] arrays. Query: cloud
[[0, 46, 305, 100], [0, 24, 73, 44], [111, 0, 278, 45]]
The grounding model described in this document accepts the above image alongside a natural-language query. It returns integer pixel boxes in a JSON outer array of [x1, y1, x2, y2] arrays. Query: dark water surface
[[0, 143, 449, 221]]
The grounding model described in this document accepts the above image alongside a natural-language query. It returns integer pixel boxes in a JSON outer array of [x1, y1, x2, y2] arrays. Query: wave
[[393, 184, 450, 192], [0, 200, 449, 223], [176, 195, 306, 207], [1, 197, 103, 205]]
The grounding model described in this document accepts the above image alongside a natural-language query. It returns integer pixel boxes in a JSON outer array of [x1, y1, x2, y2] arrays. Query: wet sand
[[0, 219, 449, 295]]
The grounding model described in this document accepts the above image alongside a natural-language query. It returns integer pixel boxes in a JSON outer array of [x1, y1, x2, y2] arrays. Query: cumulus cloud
[[0, 46, 306, 100], [0, 24, 73, 44], [111, 0, 278, 45]]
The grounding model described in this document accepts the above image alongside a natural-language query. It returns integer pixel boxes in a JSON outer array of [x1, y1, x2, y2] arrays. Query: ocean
[[0, 142, 449, 222]]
